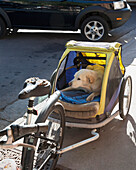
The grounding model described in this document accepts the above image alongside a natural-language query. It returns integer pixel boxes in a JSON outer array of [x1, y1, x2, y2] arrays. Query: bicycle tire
[[21, 102, 65, 170], [119, 76, 132, 119]]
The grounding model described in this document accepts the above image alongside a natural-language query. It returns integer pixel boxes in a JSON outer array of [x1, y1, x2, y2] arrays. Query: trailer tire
[[119, 76, 132, 119]]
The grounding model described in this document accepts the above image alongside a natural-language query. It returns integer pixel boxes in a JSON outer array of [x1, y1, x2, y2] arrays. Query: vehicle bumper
[[107, 4, 131, 29]]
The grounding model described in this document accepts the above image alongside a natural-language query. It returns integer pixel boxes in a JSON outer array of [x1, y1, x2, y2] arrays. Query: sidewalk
[[1, 29, 136, 169]]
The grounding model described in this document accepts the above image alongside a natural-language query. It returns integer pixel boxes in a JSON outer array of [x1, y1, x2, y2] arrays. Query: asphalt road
[[0, 5, 136, 110]]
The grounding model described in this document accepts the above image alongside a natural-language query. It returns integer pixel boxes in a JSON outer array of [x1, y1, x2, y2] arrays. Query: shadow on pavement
[[57, 113, 136, 170]]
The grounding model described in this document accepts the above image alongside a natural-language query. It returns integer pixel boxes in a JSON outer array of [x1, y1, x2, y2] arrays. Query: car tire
[[0, 17, 6, 38], [81, 16, 109, 42]]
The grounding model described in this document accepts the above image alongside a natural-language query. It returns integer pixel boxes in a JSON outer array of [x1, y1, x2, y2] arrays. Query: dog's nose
[[69, 81, 72, 86]]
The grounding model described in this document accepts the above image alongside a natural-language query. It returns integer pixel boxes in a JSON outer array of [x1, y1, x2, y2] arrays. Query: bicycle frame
[[21, 90, 62, 170]]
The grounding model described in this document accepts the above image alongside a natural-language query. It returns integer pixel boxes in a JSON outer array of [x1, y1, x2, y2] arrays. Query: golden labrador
[[62, 65, 104, 101]]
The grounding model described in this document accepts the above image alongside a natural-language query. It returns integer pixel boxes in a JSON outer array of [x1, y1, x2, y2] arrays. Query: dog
[[62, 65, 104, 101]]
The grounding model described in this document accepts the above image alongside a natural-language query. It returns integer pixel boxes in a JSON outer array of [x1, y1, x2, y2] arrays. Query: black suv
[[0, 0, 131, 41]]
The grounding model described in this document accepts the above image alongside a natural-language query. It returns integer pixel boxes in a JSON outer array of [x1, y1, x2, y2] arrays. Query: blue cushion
[[60, 90, 100, 104]]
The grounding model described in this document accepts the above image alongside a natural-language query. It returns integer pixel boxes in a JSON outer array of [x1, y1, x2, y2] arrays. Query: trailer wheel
[[119, 76, 132, 119]]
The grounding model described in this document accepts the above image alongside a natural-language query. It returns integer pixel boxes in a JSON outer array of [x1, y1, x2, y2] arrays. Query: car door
[[38, 0, 76, 28], [3, 0, 76, 29]]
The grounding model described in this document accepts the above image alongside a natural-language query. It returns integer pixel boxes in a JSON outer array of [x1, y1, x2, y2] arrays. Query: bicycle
[[0, 77, 65, 170]]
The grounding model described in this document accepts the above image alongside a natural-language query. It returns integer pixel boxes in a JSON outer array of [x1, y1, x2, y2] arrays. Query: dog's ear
[[86, 74, 95, 84]]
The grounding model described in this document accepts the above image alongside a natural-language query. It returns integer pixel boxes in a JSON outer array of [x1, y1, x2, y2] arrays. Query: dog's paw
[[86, 94, 95, 101]]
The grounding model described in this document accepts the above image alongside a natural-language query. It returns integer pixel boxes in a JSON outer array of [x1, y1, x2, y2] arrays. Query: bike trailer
[[50, 40, 131, 128]]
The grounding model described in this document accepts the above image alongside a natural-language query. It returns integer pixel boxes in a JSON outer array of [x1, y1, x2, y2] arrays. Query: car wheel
[[81, 16, 109, 41], [0, 18, 6, 38]]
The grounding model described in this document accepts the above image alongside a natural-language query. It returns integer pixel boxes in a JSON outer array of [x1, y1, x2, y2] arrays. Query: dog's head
[[69, 69, 103, 92]]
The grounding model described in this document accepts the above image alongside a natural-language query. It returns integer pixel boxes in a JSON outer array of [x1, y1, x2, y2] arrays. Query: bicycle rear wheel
[[34, 102, 65, 170]]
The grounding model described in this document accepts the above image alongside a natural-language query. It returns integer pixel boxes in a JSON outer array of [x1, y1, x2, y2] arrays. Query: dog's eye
[[77, 78, 81, 80]]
